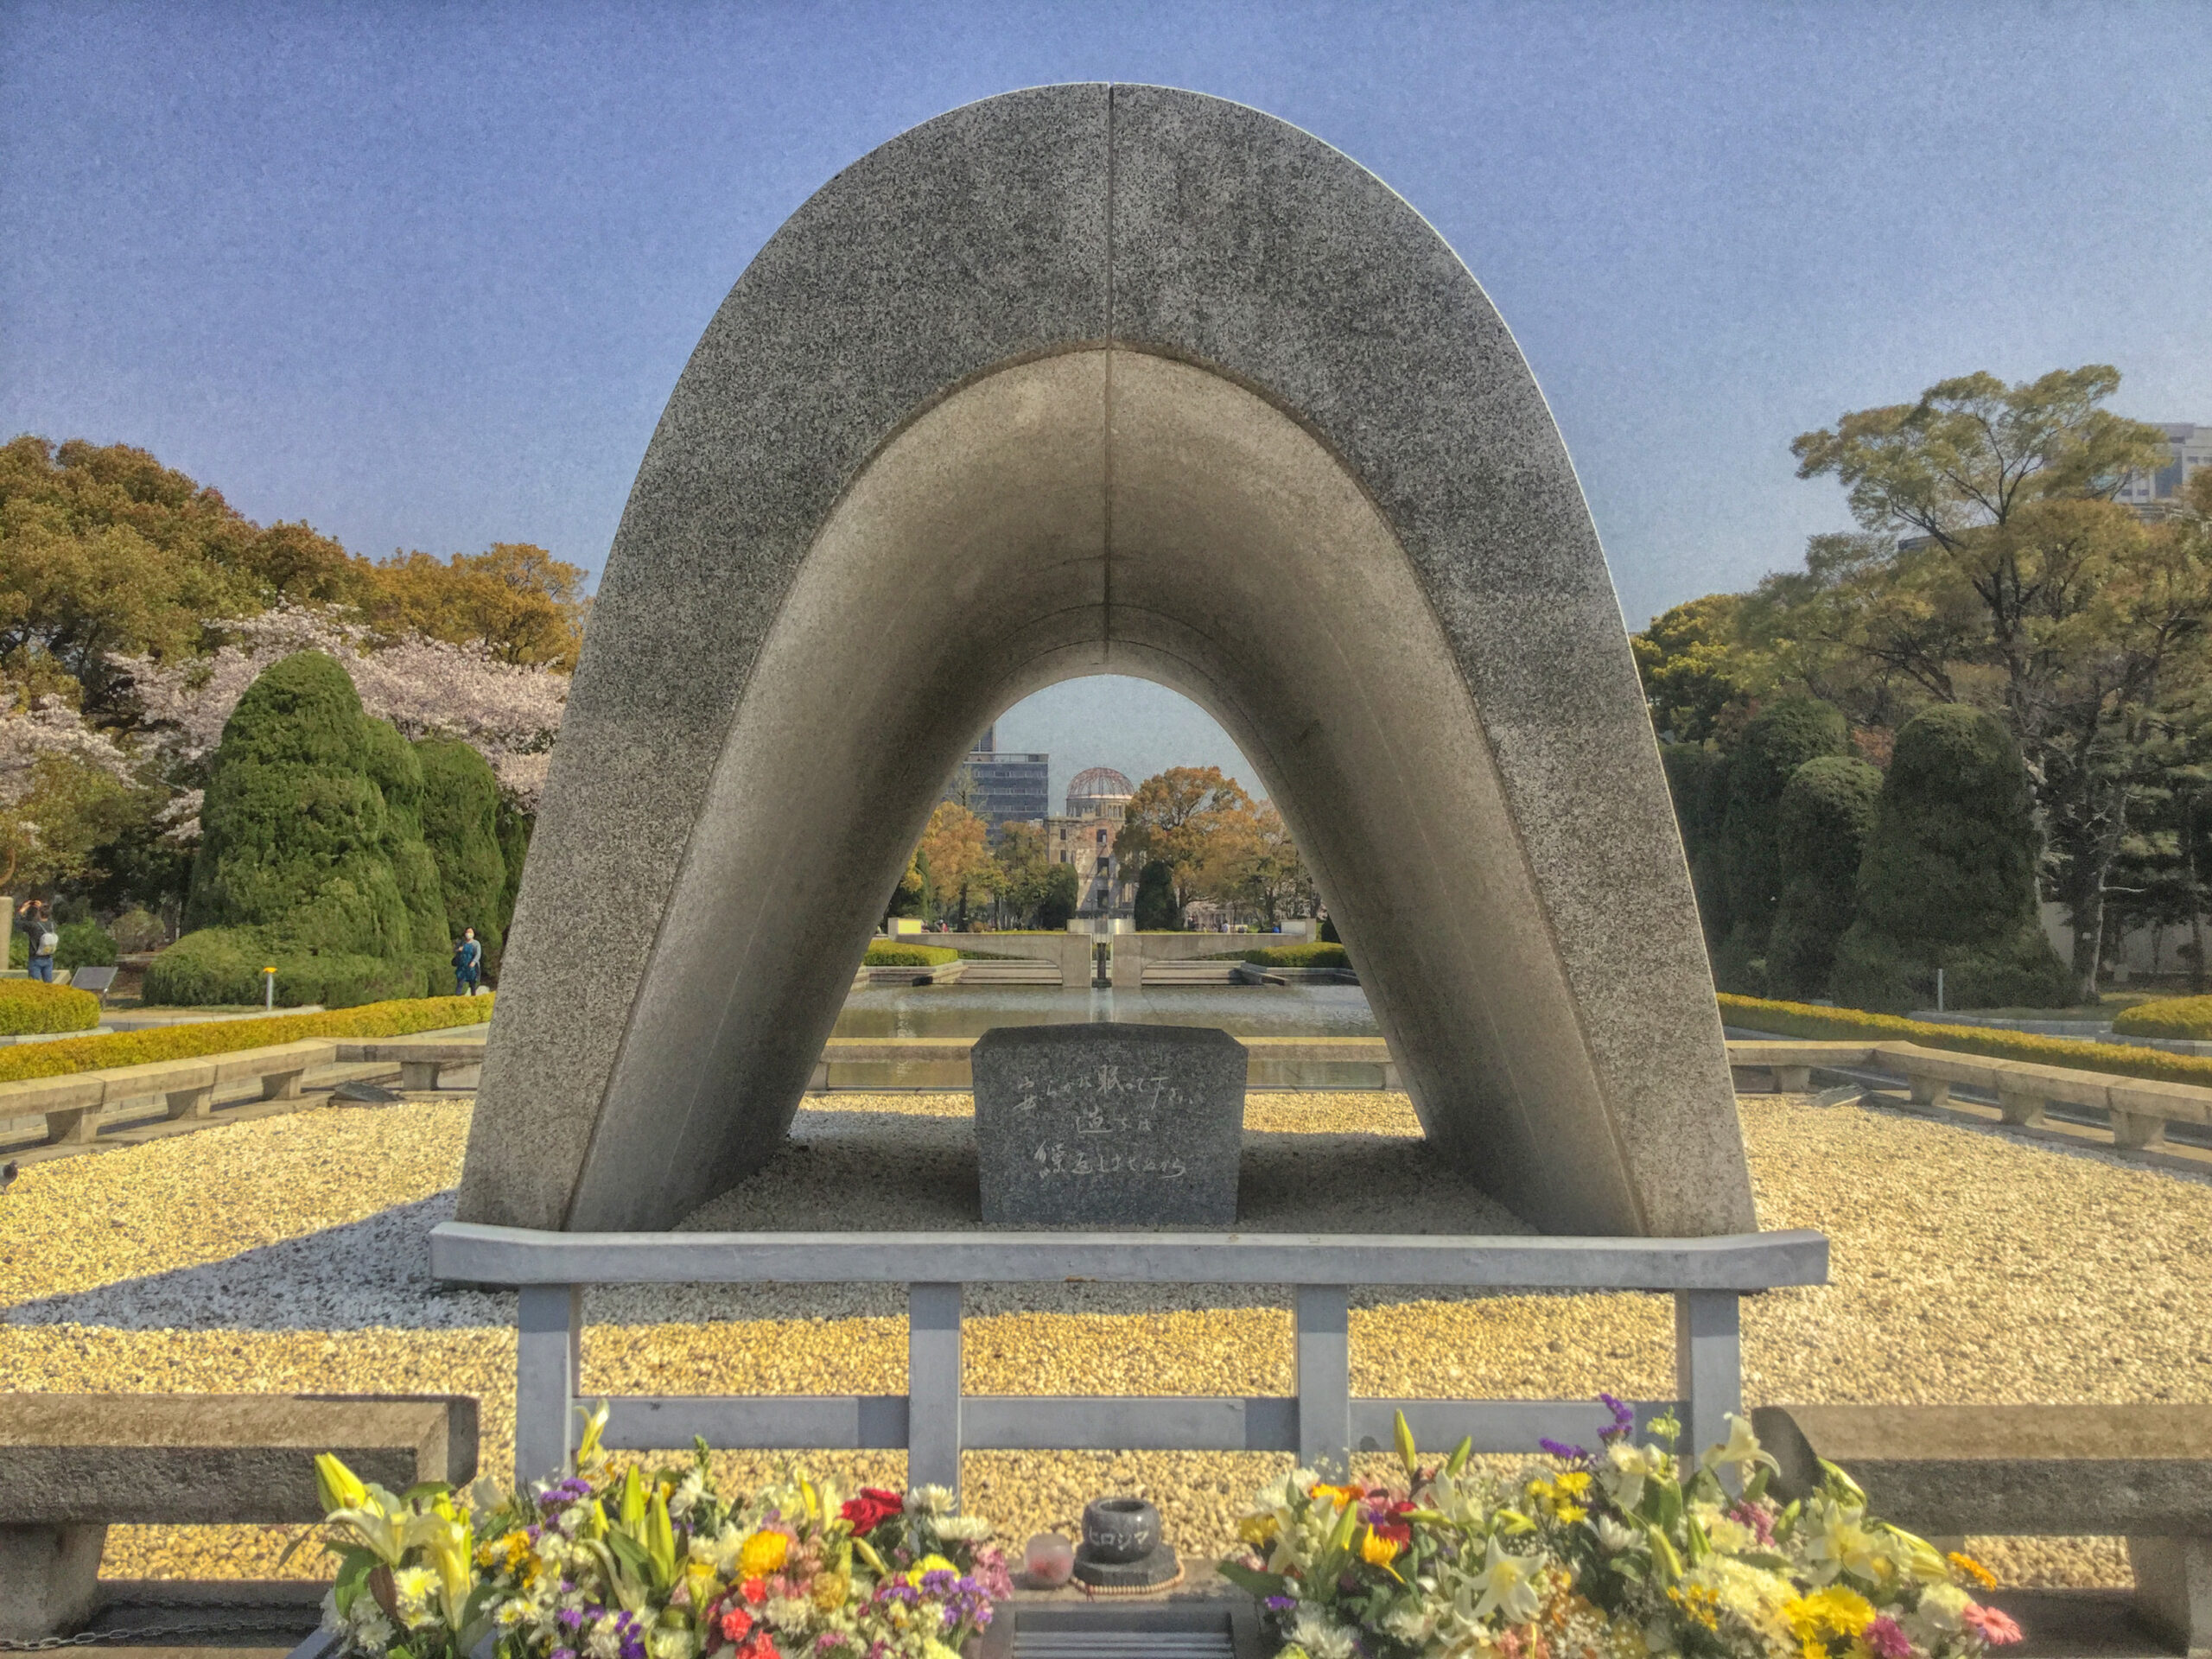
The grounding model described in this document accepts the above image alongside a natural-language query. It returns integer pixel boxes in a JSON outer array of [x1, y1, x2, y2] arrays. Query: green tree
[[1791, 369, 2204, 996], [149, 650, 442, 1007], [1712, 696, 1848, 991], [1659, 743, 1730, 947], [1831, 704, 2072, 1013], [1765, 754, 1883, 1000], [1133, 860, 1180, 931], [369, 543, 589, 669], [417, 737, 508, 969], [1631, 594, 1756, 742]]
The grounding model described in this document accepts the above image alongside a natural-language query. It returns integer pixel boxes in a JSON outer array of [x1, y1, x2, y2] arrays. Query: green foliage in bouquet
[[311, 1404, 1014, 1659], [1220, 1402, 2021, 1659]]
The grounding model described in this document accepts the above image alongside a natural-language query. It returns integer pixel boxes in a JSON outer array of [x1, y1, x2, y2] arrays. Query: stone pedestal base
[[1073, 1543, 1180, 1590], [2130, 1535, 2211, 1656], [0, 1522, 106, 1641]]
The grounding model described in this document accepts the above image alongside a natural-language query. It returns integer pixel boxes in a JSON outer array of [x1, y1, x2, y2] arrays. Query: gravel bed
[[3, 1088, 2206, 1592]]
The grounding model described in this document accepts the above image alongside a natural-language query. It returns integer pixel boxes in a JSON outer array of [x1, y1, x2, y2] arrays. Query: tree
[[1831, 704, 2072, 1013], [1790, 368, 2202, 997], [147, 651, 446, 1007], [1198, 799, 1313, 928], [1133, 860, 1179, 931], [1711, 696, 1848, 991], [1765, 754, 1882, 1000], [1659, 743, 1730, 947], [914, 800, 992, 927], [1631, 594, 1756, 742], [1114, 766, 1255, 916], [369, 543, 589, 669], [990, 820, 1079, 929], [417, 737, 509, 969]]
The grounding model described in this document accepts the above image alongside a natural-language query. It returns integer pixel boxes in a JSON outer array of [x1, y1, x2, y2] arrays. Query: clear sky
[[5, 2, 2209, 800]]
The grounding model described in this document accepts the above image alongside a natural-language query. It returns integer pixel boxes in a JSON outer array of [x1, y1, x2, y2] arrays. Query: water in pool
[[831, 982, 1380, 1039]]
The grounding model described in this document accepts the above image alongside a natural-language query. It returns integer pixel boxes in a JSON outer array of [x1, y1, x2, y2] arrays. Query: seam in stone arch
[[1102, 85, 1117, 660]]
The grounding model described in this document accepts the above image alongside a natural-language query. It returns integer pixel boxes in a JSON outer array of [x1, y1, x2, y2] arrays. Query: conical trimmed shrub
[[1831, 703, 2072, 1013], [418, 737, 507, 970], [1765, 754, 1882, 1000], [1712, 696, 1848, 991], [149, 651, 447, 1007]]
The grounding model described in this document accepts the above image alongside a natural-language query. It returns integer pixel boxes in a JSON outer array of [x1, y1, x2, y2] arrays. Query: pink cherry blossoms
[[112, 601, 568, 808]]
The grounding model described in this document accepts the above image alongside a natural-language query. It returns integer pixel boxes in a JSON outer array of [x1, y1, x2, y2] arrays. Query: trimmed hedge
[[2111, 996, 2212, 1040], [0, 995, 493, 1084], [1765, 755, 1882, 1001], [56, 921, 119, 969], [863, 944, 959, 967], [144, 929, 429, 1010], [418, 737, 507, 969], [0, 980, 103, 1036], [1227, 943, 1351, 969], [1718, 993, 2212, 1088]]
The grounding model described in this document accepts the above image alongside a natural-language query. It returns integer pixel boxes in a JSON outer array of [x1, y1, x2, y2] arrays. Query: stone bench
[[1, 1041, 340, 1145], [337, 1038, 487, 1090], [1874, 1042, 2211, 1150], [1726, 1040, 1878, 1092], [0, 1391, 479, 1641], [1753, 1402, 2212, 1656]]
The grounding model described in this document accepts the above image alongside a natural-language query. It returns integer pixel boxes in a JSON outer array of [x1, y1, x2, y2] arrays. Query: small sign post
[[263, 965, 276, 1012]]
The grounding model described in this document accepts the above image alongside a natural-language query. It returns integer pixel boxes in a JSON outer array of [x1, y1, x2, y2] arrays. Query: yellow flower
[[1947, 1551, 1998, 1590], [1785, 1587, 1876, 1643], [1555, 1472, 1592, 1497], [814, 1571, 851, 1611], [1359, 1529, 1402, 1567], [1311, 1484, 1361, 1510], [906, 1553, 958, 1586], [1237, 1514, 1281, 1547], [739, 1530, 790, 1578]]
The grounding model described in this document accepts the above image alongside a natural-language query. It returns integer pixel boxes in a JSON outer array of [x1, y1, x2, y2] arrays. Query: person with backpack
[[16, 899, 58, 983], [452, 926, 484, 996]]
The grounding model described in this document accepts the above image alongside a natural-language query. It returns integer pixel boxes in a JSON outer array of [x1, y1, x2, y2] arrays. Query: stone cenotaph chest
[[970, 1023, 1246, 1226]]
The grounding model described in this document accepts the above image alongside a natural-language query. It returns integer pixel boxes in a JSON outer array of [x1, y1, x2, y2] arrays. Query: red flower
[[736, 1635, 781, 1659], [841, 1488, 906, 1535], [741, 1579, 768, 1606], [719, 1609, 754, 1643]]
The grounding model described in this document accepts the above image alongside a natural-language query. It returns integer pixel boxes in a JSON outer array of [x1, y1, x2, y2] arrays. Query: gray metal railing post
[[1295, 1284, 1351, 1475], [1674, 1288, 1741, 1470], [516, 1282, 582, 1486], [908, 1282, 963, 1492]]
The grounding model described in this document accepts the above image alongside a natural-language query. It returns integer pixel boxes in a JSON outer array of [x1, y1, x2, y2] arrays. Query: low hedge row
[[0, 995, 493, 1084], [1225, 943, 1351, 969], [1717, 993, 2212, 1088], [863, 944, 959, 967], [0, 980, 103, 1036], [2110, 995, 2212, 1040]]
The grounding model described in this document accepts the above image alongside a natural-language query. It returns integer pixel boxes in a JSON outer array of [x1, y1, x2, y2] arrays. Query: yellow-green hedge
[[1718, 993, 2212, 1088], [0, 995, 493, 1084], [863, 944, 959, 967], [2110, 995, 2212, 1040], [0, 979, 102, 1037]]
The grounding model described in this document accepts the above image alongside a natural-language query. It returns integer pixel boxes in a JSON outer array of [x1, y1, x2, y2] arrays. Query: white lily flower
[[1468, 1535, 1542, 1624], [1698, 1414, 1779, 1476]]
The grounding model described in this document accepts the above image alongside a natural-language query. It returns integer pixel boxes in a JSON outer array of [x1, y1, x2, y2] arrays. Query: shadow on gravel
[[6, 1115, 1556, 1333]]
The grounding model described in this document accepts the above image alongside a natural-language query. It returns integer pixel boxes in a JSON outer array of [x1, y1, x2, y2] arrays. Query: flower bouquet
[[311, 1405, 1014, 1659], [1221, 1398, 2023, 1659]]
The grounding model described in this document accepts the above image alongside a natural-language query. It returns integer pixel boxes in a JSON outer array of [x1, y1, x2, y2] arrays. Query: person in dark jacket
[[452, 926, 484, 996]]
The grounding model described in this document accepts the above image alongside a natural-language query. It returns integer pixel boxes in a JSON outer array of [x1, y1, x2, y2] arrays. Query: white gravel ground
[[3, 1087, 2205, 1593]]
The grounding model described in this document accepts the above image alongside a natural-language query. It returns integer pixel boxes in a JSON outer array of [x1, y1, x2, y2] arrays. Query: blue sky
[[5, 2, 2209, 801]]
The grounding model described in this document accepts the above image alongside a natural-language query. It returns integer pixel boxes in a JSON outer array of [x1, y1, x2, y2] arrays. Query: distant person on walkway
[[16, 899, 58, 983], [453, 926, 483, 996]]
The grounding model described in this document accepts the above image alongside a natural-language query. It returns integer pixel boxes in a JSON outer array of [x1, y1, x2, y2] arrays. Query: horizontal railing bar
[[582, 1394, 1685, 1456], [964, 1395, 1298, 1452], [430, 1223, 1827, 1290], [1355, 1397, 1679, 1452], [601, 1395, 910, 1450]]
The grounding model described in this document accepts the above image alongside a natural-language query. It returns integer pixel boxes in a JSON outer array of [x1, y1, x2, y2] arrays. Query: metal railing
[[429, 1223, 1828, 1490]]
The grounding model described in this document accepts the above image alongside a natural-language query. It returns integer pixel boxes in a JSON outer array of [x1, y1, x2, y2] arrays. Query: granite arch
[[456, 83, 1752, 1237]]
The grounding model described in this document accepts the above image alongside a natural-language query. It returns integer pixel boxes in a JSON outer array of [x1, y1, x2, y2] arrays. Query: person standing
[[452, 926, 484, 996], [16, 899, 58, 983]]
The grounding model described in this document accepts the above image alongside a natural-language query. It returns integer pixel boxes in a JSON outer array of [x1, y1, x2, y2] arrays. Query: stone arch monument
[[456, 83, 1754, 1240]]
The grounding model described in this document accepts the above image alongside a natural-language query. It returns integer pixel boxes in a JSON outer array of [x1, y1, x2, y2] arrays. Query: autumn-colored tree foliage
[[369, 543, 589, 669], [915, 800, 992, 926], [1114, 766, 1255, 915]]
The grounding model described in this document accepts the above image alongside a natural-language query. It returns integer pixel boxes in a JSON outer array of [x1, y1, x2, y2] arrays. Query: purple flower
[[557, 1609, 586, 1632], [552, 1649, 576, 1659], [1266, 1597, 1298, 1612], [1539, 1439, 1591, 1463], [1863, 1618, 1911, 1659], [1598, 1393, 1636, 1440]]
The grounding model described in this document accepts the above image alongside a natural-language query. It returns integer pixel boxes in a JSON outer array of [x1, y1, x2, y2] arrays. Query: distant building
[[2116, 423, 2211, 516], [1047, 766, 1135, 916], [943, 724, 1050, 831]]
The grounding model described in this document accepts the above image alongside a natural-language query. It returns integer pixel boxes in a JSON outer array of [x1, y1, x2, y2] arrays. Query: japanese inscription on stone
[[971, 1022, 1246, 1226]]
